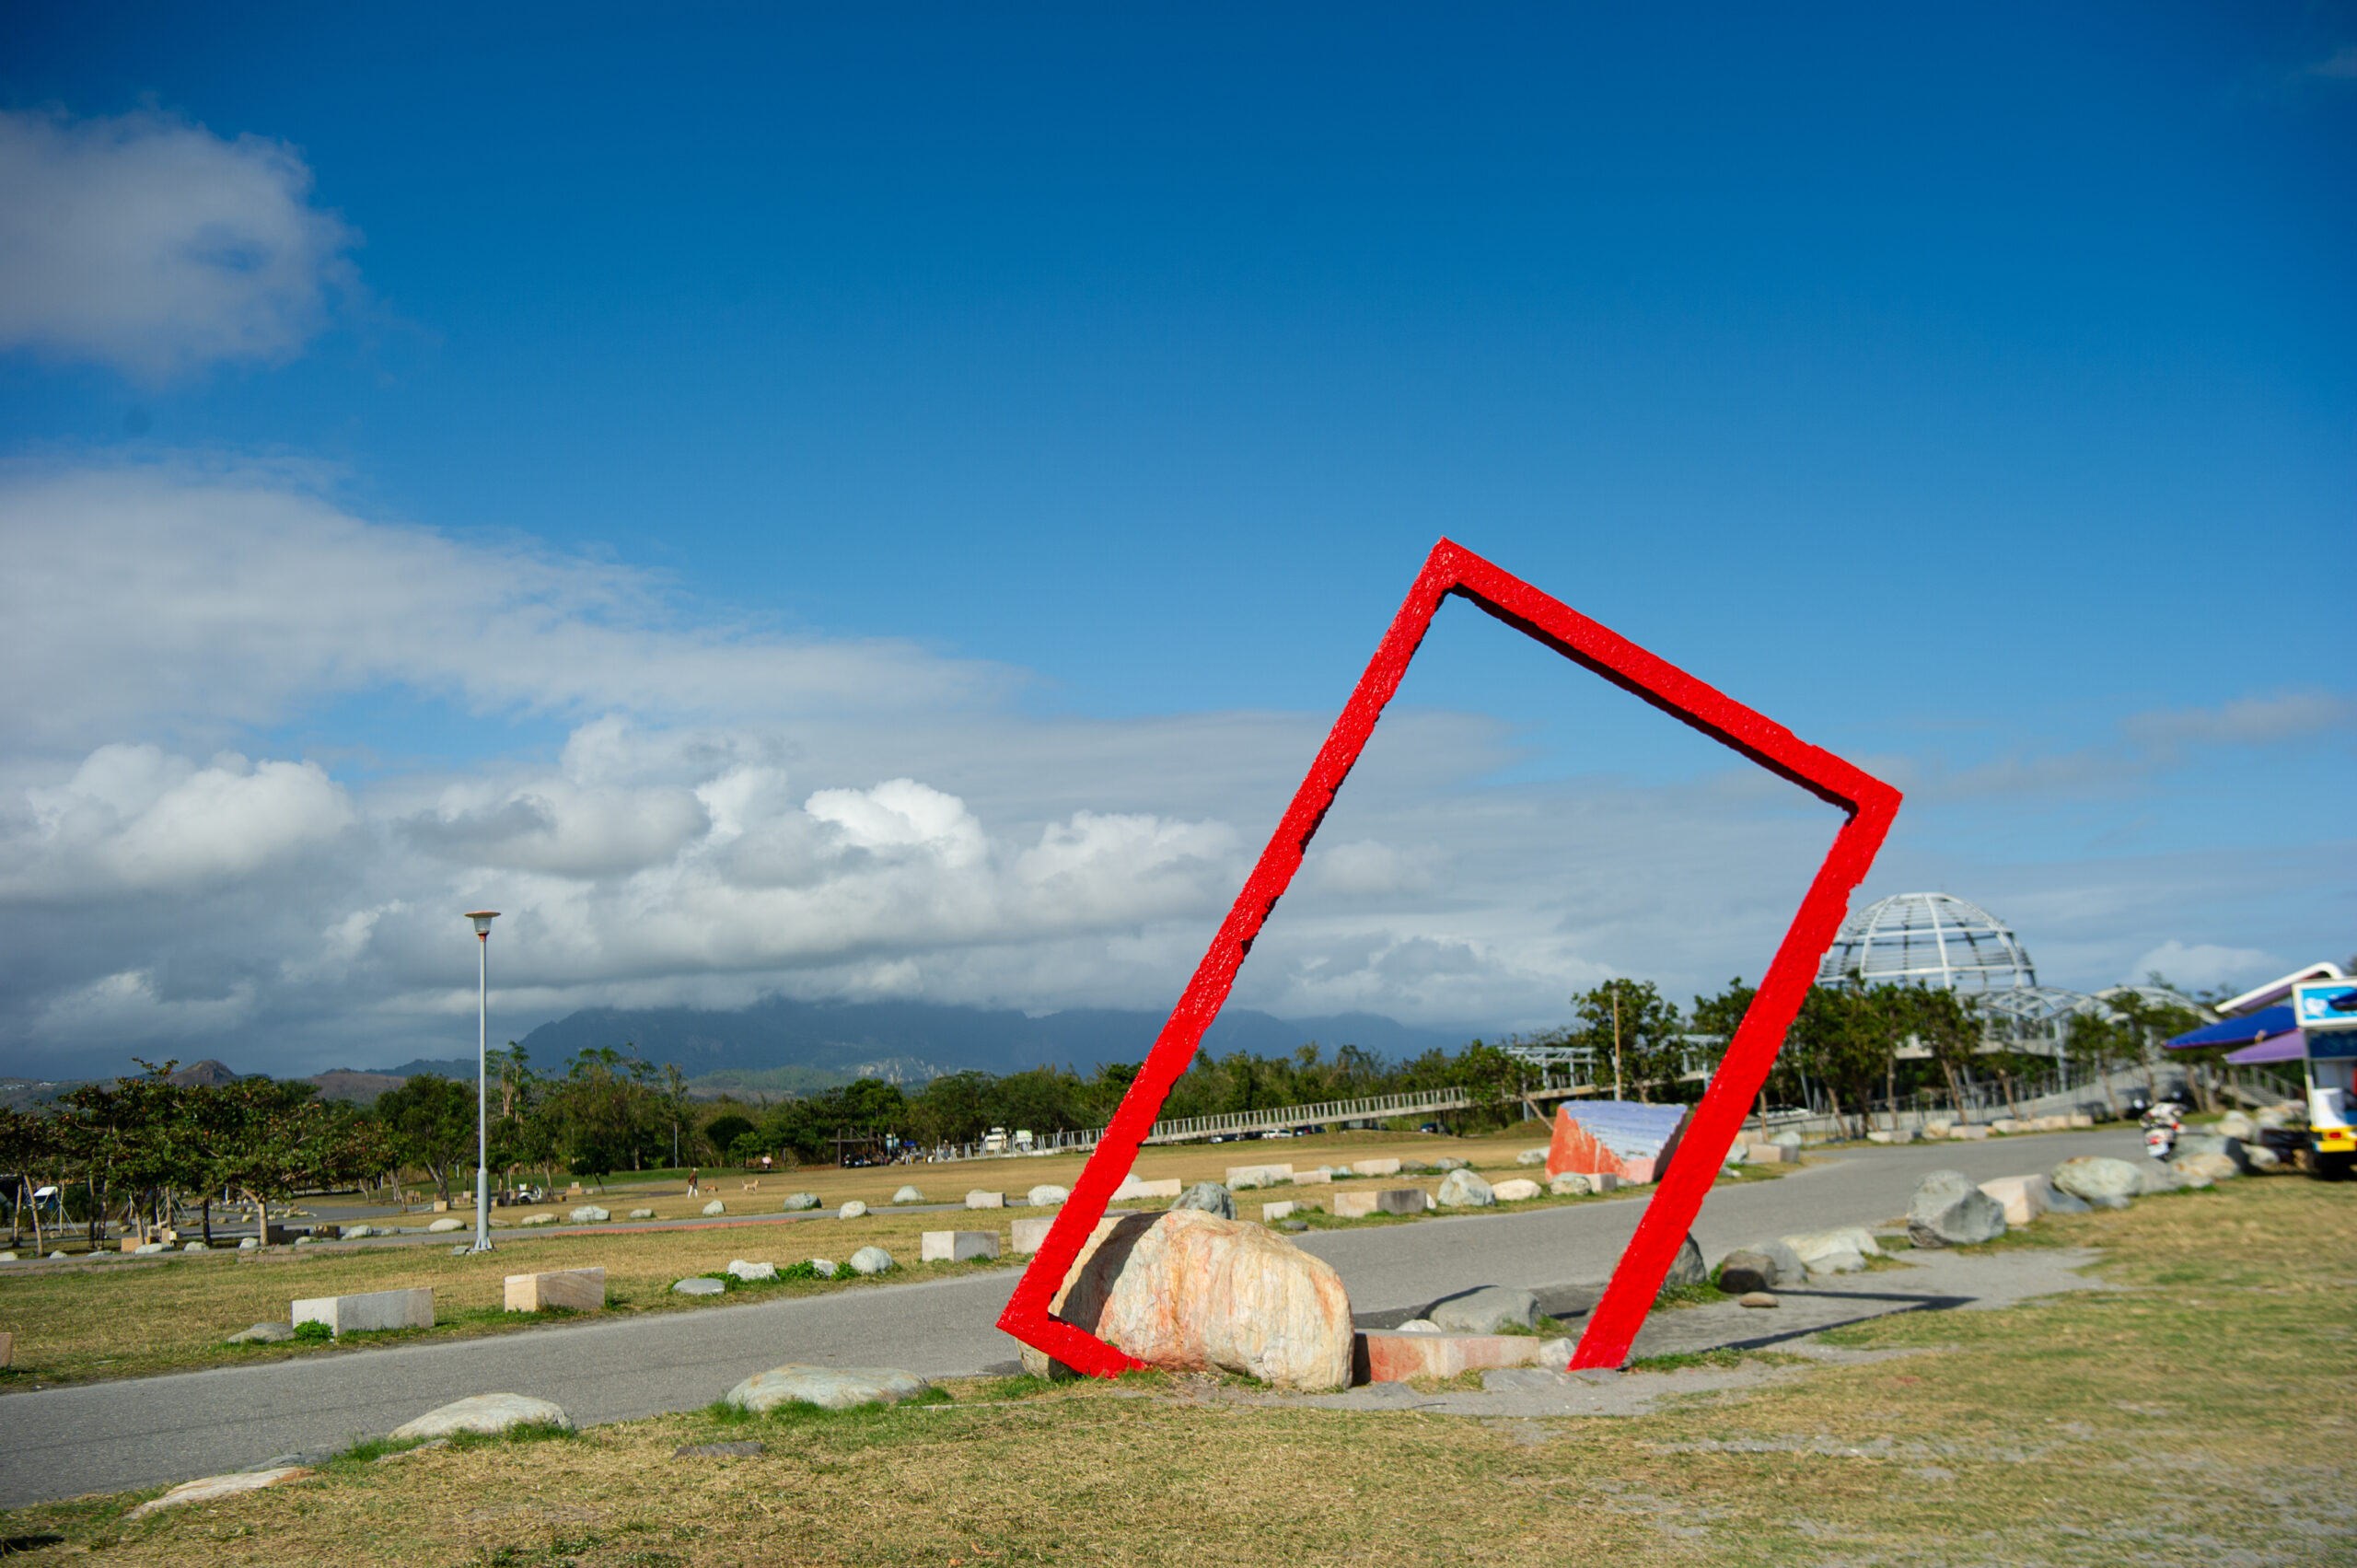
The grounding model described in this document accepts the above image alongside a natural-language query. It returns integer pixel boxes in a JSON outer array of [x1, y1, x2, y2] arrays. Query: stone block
[[1128, 1178, 1183, 1200], [1225, 1164, 1294, 1191], [965, 1190, 1005, 1209], [1587, 1171, 1620, 1191], [1620, 1156, 1657, 1184], [504, 1267, 605, 1313], [1353, 1157, 1402, 1178], [1991, 1119, 2026, 1135], [1012, 1215, 1055, 1256], [432, 1200, 450, 1213], [1948, 1124, 1992, 1141], [1291, 1168, 1331, 1185], [1332, 1191, 1378, 1218], [921, 1229, 1001, 1263], [1260, 1201, 1297, 1223], [292, 1286, 434, 1336], [1356, 1330, 1541, 1384], [1742, 1144, 1793, 1164], [1375, 1188, 1431, 1215], [2068, 1112, 2095, 1128], [1977, 1174, 2051, 1227]]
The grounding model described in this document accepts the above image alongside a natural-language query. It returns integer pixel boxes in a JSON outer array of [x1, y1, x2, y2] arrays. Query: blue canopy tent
[[2166, 1005, 2304, 1065]]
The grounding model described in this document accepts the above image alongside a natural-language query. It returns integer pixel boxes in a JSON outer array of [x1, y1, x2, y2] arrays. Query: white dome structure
[[1817, 892, 2037, 993]]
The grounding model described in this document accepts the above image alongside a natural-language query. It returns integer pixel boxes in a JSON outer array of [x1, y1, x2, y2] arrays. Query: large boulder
[[838, 1201, 868, 1220], [1907, 1169, 2008, 1248], [567, 1205, 609, 1225], [846, 1246, 895, 1275], [1425, 1286, 1538, 1334], [1028, 1185, 1070, 1208], [1028, 1208, 1353, 1390], [1436, 1168, 1495, 1207], [1715, 1249, 1780, 1295], [391, 1393, 571, 1441], [726, 1365, 929, 1412], [781, 1192, 820, 1212], [1781, 1226, 1883, 1275], [2172, 1151, 2239, 1184], [1549, 1173, 1594, 1196], [2174, 1133, 2247, 1173], [2216, 1110, 2257, 1139], [2050, 1156, 2143, 1209], [1663, 1234, 1708, 1288], [1171, 1181, 1237, 1219]]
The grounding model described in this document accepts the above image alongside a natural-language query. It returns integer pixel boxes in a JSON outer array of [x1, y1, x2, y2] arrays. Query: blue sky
[[1, 4, 2350, 1076]]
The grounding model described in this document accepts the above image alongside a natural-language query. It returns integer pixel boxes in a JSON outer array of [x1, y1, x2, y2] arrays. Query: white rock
[[1537, 1337, 1575, 1372], [629, 1208, 656, 1220], [2050, 1156, 2144, 1206], [727, 1260, 777, 1282], [134, 1242, 168, 1254], [1549, 1173, 1594, 1196], [847, 1245, 895, 1274], [838, 1200, 867, 1220], [238, 1237, 261, 1249], [1397, 1318, 1441, 1333], [2217, 1110, 2256, 1140], [1436, 1168, 1495, 1207], [1490, 1178, 1542, 1202], [966, 1190, 1006, 1208], [342, 1225, 374, 1239], [702, 1200, 727, 1216], [892, 1185, 925, 1204], [1781, 1226, 1884, 1275], [781, 1192, 821, 1211], [1028, 1185, 1069, 1207], [806, 1258, 837, 1277], [1028, 1208, 1353, 1390], [1516, 1148, 1550, 1167], [520, 1214, 557, 1226], [390, 1393, 572, 1441], [568, 1205, 609, 1225], [726, 1365, 929, 1412], [672, 1277, 726, 1296], [427, 1217, 465, 1233], [126, 1467, 309, 1519]]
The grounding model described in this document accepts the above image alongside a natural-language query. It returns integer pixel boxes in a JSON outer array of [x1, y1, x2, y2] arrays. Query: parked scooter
[[2142, 1100, 2185, 1160]]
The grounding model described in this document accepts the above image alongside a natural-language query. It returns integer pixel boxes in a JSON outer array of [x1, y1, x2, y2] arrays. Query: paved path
[[0, 1129, 2141, 1507]]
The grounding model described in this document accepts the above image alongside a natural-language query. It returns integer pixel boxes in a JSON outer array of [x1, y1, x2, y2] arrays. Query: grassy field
[[4, 1170, 2350, 1565], [0, 1127, 1792, 1388]]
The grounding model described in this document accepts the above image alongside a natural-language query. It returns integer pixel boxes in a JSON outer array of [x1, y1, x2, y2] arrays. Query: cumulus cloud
[[0, 109, 356, 381], [6, 743, 354, 895]]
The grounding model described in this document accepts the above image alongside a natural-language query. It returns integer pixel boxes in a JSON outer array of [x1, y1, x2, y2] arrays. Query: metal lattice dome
[[1817, 892, 2038, 993]]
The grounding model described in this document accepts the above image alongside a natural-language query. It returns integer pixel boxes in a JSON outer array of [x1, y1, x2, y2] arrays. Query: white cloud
[[2129, 940, 2282, 994], [36, 970, 258, 1045], [0, 462, 1007, 755], [8, 743, 353, 894], [0, 109, 356, 381], [2121, 690, 2352, 752]]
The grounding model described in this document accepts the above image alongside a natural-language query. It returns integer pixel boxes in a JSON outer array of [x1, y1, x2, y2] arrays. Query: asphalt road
[[0, 1128, 2142, 1507]]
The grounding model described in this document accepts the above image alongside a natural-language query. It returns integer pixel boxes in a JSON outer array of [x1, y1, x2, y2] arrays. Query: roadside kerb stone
[[126, 1467, 309, 1520], [921, 1230, 1000, 1263], [1376, 1189, 1433, 1215], [726, 1365, 930, 1412], [292, 1286, 434, 1336], [504, 1267, 605, 1313], [390, 1393, 572, 1440]]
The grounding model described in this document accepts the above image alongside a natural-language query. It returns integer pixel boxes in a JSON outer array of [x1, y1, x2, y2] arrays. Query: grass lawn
[[0, 1127, 1788, 1388], [4, 1170, 2350, 1565]]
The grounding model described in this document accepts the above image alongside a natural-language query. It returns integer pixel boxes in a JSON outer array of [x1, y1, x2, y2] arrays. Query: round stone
[[724, 1365, 929, 1412], [390, 1393, 572, 1441]]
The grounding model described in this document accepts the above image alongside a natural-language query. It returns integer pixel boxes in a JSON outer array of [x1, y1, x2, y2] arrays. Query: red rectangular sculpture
[[998, 538, 1900, 1375]]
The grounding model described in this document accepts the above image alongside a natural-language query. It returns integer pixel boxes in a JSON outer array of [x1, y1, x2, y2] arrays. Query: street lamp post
[[465, 911, 500, 1253]]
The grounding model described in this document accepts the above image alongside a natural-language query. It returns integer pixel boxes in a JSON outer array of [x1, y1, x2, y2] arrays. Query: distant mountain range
[[509, 996, 1470, 1086]]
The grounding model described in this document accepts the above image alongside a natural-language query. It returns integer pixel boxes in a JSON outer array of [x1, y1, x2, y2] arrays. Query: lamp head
[[465, 910, 500, 938]]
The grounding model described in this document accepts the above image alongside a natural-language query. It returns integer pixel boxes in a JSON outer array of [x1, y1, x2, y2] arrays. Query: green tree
[[375, 1074, 479, 1204], [702, 1112, 756, 1161], [1573, 980, 1686, 1102]]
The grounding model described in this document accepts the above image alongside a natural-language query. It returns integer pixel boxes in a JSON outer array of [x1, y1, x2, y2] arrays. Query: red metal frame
[[996, 538, 1900, 1374]]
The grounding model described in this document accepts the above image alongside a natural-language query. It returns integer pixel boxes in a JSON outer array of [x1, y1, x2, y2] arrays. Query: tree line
[[3, 977, 2210, 1248]]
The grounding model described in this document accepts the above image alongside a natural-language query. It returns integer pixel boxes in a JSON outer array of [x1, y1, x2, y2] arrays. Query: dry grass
[[0, 1126, 1784, 1388], [6, 1170, 2351, 1565]]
